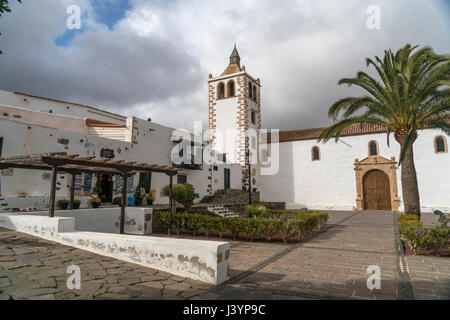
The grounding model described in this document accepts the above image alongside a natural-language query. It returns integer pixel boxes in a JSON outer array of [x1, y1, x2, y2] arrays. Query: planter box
[[403, 240, 450, 257]]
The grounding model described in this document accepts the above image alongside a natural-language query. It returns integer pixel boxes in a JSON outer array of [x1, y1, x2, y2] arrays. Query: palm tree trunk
[[396, 134, 421, 218]]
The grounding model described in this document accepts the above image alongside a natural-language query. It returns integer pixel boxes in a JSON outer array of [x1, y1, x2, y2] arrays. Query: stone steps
[[207, 204, 239, 218]]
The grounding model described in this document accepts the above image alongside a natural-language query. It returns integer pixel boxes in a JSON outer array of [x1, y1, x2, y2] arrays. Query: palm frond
[[324, 44, 449, 166]]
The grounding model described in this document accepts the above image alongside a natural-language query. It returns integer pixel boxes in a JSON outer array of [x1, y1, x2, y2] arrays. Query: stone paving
[[406, 255, 450, 300], [0, 228, 212, 300], [0, 210, 449, 300], [223, 210, 399, 300]]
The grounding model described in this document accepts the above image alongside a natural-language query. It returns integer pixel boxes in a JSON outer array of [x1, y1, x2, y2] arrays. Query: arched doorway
[[363, 170, 392, 210]]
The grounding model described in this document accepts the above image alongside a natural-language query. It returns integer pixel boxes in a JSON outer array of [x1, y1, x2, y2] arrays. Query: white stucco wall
[[259, 129, 450, 213], [0, 118, 133, 199], [10, 207, 153, 235], [179, 164, 243, 199], [0, 89, 126, 125], [0, 95, 243, 210], [213, 97, 239, 162], [0, 213, 230, 284]]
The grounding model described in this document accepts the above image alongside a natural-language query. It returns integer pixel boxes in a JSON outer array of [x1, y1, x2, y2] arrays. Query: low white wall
[[11, 207, 152, 235], [0, 213, 230, 285], [57, 232, 230, 285], [0, 195, 94, 213], [0, 214, 75, 240]]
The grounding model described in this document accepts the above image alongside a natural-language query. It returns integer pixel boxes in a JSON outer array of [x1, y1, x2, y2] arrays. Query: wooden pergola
[[0, 153, 178, 235]]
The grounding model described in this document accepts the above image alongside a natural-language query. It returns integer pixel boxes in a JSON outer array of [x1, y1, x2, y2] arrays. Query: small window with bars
[[369, 141, 378, 156], [311, 146, 320, 161], [435, 136, 448, 154]]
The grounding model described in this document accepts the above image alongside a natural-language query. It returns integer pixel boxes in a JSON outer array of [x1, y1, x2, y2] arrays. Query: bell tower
[[207, 45, 261, 189]]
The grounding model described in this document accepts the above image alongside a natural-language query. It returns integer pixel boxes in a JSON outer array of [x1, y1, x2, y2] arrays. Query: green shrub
[[288, 219, 305, 241], [213, 217, 228, 239], [252, 201, 275, 209], [245, 204, 267, 217], [262, 219, 283, 241], [311, 211, 329, 229], [183, 214, 204, 236], [279, 220, 295, 243], [156, 209, 328, 243], [398, 214, 424, 252], [227, 217, 245, 240], [202, 215, 215, 238], [173, 214, 184, 234], [156, 211, 170, 231], [243, 218, 265, 241], [160, 183, 199, 212], [398, 214, 449, 255], [421, 228, 449, 255]]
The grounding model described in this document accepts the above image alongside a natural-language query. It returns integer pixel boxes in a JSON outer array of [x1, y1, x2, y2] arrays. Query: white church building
[[0, 46, 449, 213], [207, 47, 450, 213]]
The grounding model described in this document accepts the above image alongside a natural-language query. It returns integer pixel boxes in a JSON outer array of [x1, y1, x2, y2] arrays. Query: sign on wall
[[113, 175, 134, 194], [83, 173, 93, 191], [100, 148, 115, 159], [74, 174, 83, 190]]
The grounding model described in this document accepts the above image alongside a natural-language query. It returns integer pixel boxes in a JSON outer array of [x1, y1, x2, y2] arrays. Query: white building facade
[[206, 47, 450, 213], [258, 127, 450, 213], [0, 90, 242, 212]]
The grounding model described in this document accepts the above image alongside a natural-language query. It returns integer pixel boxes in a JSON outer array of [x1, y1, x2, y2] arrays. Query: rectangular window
[[177, 174, 187, 184], [251, 110, 256, 124], [139, 172, 152, 193], [224, 168, 230, 190], [217, 153, 226, 163]]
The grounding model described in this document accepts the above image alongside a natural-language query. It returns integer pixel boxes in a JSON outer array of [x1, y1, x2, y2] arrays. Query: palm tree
[[318, 44, 450, 218]]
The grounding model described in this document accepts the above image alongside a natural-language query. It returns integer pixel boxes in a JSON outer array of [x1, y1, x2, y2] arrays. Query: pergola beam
[[120, 172, 128, 234], [49, 165, 58, 218], [0, 153, 179, 233], [69, 173, 75, 210], [168, 173, 173, 237]]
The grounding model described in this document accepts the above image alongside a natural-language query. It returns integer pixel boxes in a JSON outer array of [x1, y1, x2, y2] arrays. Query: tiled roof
[[268, 123, 388, 143], [221, 63, 242, 76]]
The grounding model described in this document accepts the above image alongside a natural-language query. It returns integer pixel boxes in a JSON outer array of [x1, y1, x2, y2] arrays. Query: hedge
[[156, 210, 328, 243], [398, 214, 449, 255]]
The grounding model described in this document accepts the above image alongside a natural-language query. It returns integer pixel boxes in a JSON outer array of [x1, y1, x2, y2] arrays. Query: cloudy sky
[[0, 0, 449, 131]]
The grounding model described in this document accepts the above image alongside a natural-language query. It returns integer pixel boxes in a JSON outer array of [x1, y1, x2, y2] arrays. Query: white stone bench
[[4, 207, 153, 235], [0, 213, 230, 285]]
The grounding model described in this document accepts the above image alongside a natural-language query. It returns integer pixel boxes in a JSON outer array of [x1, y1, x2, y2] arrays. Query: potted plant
[[112, 196, 122, 207], [134, 183, 145, 206], [90, 196, 101, 208], [57, 199, 69, 210], [146, 193, 155, 206], [147, 188, 156, 205], [73, 199, 81, 209]]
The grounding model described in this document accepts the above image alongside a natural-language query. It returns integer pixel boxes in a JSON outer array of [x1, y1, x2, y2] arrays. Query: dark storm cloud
[[0, 0, 202, 115], [0, 0, 448, 131]]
